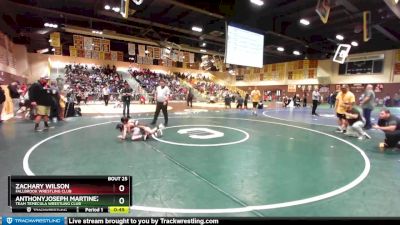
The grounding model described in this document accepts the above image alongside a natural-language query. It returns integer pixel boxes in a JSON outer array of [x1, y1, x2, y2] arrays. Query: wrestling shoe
[[157, 129, 163, 137]]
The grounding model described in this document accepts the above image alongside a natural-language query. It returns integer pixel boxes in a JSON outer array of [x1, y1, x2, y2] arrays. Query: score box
[[8, 176, 132, 213]]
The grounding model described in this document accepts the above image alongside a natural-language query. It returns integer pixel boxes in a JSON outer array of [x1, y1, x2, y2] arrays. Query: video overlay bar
[[8, 176, 132, 213]]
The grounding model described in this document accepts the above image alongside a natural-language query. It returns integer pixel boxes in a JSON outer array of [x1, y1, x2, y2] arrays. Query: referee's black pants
[[152, 102, 168, 125], [312, 100, 318, 115]]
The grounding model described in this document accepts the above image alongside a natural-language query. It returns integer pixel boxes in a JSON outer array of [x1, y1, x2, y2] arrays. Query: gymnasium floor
[[1, 104, 400, 217]]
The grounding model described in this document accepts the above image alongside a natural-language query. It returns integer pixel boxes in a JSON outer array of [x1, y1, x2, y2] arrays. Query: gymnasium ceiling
[[1, 0, 399, 64]]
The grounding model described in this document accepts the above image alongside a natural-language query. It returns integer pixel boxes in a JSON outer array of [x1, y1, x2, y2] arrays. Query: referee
[[151, 79, 170, 126]]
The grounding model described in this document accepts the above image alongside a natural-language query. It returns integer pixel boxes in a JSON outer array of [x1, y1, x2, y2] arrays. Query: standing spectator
[[120, 82, 133, 118], [56, 75, 64, 92], [328, 92, 333, 108], [244, 92, 249, 109], [373, 109, 400, 150], [83, 90, 89, 104], [330, 92, 337, 108], [302, 93, 307, 107], [187, 88, 194, 108], [102, 84, 110, 106], [151, 79, 170, 126], [251, 87, 261, 115], [224, 93, 232, 109], [335, 85, 355, 133], [29, 75, 53, 131], [8, 81, 21, 117], [360, 84, 375, 130], [76, 89, 82, 105], [0, 85, 5, 123], [312, 87, 321, 116], [237, 95, 244, 109], [49, 82, 60, 122]]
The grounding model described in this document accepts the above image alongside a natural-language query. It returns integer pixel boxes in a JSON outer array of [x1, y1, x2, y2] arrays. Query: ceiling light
[[200, 49, 207, 53], [112, 7, 120, 12], [336, 34, 344, 40], [44, 23, 57, 28], [132, 0, 144, 5], [48, 39, 52, 43], [293, 50, 301, 55], [277, 47, 285, 52], [145, 50, 149, 54], [51, 48, 55, 52], [104, 5, 111, 10], [202, 43, 206, 47], [351, 41, 358, 47], [299, 19, 310, 26], [192, 26, 203, 32], [250, 0, 264, 6], [92, 30, 103, 35]]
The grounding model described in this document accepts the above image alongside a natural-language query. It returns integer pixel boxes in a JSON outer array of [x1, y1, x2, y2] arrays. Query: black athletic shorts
[[337, 113, 346, 119]]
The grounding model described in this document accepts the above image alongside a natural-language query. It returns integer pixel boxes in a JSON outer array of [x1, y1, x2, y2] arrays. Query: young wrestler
[[116, 117, 164, 141]]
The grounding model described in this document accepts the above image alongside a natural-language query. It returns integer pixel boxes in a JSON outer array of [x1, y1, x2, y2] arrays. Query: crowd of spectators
[[64, 64, 124, 102], [129, 69, 187, 101]]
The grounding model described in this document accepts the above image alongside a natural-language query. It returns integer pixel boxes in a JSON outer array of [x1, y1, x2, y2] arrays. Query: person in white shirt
[[102, 85, 110, 106], [151, 79, 170, 126], [312, 87, 321, 116]]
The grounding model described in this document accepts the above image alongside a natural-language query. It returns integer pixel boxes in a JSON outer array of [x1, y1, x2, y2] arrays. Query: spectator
[[312, 88, 321, 116], [373, 109, 400, 151], [8, 81, 21, 116], [224, 94, 232, 109], [360, 84, 375, 130], [251, 87, 261, 116], [302, 93, 307, 107], [0, 85, 5, 123], [187, 88, 194, 108], [237, 95, 244, 109], [29, 75, 53, 131], [244, 92, 249, 109], [102, 84, 110, 106], [335, 85, 355, 133]]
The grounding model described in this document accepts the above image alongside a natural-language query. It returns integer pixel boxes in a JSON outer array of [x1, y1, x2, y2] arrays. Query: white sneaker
[[358, 136, 365, 140], [157, 129, 163, 137], [158, 123, 165, 130], [335, 128, 343, 133]]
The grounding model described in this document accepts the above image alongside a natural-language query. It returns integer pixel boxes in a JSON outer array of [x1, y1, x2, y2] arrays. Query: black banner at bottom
[[66, 218, 400, 225]]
